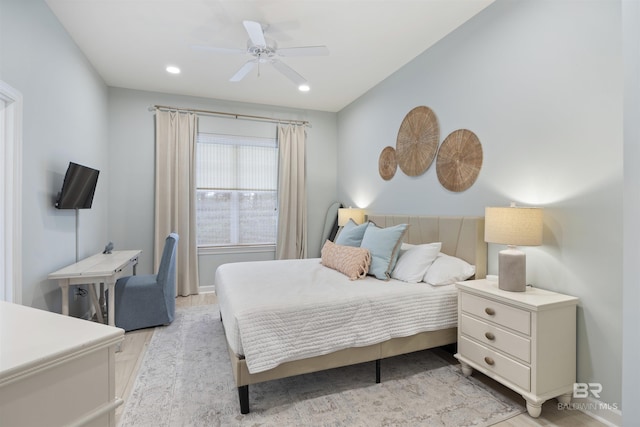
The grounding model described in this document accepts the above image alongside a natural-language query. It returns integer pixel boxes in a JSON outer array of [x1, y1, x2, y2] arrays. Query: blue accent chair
[[112, 233, 179, 331]]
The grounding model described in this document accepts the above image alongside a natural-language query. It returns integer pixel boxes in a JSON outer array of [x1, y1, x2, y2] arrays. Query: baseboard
[[565, 396, 622, 426], [199, 285, 216, 294]]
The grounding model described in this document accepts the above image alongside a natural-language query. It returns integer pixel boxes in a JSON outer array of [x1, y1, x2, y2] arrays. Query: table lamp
[[338, 207, 365, 226], [484, 203, 543, 292]]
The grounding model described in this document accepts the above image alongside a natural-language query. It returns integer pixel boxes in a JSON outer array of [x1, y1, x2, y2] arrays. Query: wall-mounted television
[[55, 162, 100, 209]]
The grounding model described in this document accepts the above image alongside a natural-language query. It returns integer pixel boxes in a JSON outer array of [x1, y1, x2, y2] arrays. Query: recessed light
[[298, 83, 310, 92], [166, 66, 181, 74]]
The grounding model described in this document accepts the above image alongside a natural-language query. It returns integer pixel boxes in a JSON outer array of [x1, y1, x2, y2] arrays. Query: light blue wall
[[107, 87, 338, 287], [0, 0, 109, 316], [622, 0, 640, 424], [338, 0, 623, 413]]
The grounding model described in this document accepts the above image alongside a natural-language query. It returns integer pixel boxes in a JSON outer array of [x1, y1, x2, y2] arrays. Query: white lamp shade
[[485, 206, 543, 246], [338, 208, 365, 226]]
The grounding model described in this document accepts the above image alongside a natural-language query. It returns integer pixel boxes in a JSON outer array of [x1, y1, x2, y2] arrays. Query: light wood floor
[[114, 294, 606, 426]]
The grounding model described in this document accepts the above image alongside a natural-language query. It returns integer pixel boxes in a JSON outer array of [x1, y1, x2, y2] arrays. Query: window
[[196, 132, 278, 247]]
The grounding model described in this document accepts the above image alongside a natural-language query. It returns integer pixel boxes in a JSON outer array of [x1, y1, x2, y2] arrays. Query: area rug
[[119, 305, 524, 426]]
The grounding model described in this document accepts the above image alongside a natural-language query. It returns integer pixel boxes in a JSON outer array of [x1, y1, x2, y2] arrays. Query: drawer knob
[[484, 356, 495, 366], [485, 307, 496, 316], [485, 332, 495, 341]]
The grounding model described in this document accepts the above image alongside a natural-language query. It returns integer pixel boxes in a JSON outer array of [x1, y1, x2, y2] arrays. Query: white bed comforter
[[215, 258, 458, 374]]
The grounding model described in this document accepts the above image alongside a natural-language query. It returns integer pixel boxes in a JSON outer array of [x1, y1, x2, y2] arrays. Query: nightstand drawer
[[460, 314, 531, 363], [459, 336, 531, 391], [460, 292, 531, 335]]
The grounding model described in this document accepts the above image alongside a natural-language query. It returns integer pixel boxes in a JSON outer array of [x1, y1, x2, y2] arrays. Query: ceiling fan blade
[[243, 20, 266, 47], [277, 46, 329, 57], [271, 59, 307, 86], [230, 60, 257, 82], [191, 45, 245, 55]]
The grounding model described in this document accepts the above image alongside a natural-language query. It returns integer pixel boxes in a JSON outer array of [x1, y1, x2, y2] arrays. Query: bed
[[214, 215, 486, 413]]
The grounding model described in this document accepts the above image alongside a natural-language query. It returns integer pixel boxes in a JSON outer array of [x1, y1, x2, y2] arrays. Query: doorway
[[0, 80, 23, 303]]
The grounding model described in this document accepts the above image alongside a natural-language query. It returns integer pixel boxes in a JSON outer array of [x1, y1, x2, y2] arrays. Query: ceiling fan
[[194, 20, 329, 89]]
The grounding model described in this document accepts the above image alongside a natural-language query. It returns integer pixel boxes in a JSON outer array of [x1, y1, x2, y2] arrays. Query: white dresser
[[454, 279, 578, 417], [0, 301, 124, 426]]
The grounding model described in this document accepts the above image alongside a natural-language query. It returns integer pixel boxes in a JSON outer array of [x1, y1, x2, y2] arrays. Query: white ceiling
[[44, 0, 494, 112]]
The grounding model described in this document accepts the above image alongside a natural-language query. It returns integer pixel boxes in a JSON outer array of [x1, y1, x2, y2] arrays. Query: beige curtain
[[154, 110, 199, 296], [276, 124, 307, 259]]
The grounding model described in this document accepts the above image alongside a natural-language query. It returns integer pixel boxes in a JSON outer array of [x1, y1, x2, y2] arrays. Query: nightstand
[[454, 279, 579, 418]]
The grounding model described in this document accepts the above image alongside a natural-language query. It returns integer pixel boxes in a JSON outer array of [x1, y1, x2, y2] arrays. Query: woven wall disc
[[378, 146, 397, 180], [436, 129, 483, 192], [395, 106, 439, 176]]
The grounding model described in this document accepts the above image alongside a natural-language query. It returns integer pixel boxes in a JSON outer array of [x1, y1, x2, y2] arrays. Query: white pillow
[[391, 242, 442, 283], [423, 253, 476, 286]]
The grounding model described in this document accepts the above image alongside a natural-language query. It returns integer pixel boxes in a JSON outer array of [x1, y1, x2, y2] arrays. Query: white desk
[[0, 300, 124, 426], [49, 250, 142, 327]]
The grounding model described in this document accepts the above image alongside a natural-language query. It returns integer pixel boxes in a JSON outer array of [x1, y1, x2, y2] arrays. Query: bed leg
[[376, 359, 381, 383], [238, 385, 250, 414]]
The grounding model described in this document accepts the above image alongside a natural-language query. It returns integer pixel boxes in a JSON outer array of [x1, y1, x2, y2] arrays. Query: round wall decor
[[436, 129, 483, 192], [395, 106, 439, 176], [378, 146, 397, 180]]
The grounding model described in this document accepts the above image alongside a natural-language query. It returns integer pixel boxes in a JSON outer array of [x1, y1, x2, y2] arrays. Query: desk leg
[[60, 281, 70, 316], [89, 283, 104, 324], [107, 281, 116, 327], [99, 283, 105, 311]]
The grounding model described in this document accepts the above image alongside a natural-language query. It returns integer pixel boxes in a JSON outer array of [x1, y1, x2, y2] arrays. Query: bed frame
[[224, 215, 486, 414]]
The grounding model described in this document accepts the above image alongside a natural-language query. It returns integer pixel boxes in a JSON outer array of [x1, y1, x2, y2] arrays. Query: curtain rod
[[149, 104, 310, 127]]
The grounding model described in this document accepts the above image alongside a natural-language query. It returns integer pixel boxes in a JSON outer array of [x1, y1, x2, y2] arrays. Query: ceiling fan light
[[298, 83, 310, 92]]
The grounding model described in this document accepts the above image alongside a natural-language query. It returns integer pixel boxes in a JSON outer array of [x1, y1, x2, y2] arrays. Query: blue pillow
[[334, 219, 368, 247], [360, 222, 409, 280]]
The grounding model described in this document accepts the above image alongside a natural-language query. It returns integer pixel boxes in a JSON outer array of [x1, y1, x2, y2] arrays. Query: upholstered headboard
[[366, 215, 486, 280]]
